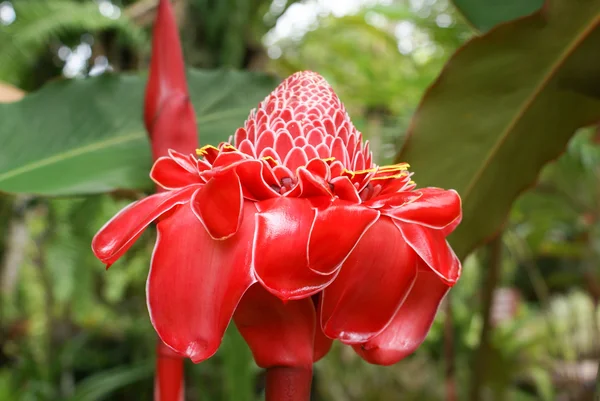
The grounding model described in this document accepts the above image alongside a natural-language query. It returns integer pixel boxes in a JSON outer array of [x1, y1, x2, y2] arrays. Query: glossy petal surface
[[396, 222, 461, 284], [321, 217, 418, 344], [234, 284, 315, 368], [354, 269, 449, 365], [308, 202, 379, 275], [191, 169, 243, 239], [147, 204, 256, 363], [151, 156, 203, 190], [387, 188, 461, 229], [92, 185, 199, 266], [253, 197, 337, 300]]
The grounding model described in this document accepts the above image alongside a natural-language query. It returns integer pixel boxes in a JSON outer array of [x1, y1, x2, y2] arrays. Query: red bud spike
[[144, 0, 198, 159]]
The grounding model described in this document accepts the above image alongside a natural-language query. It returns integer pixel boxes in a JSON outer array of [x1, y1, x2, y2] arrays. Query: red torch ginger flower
[[92, 71, 462, 367]]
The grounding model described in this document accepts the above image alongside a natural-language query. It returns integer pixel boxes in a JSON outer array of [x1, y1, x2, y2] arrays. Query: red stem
[[154, 340, 185, 401], [265, 366, 313, 401]]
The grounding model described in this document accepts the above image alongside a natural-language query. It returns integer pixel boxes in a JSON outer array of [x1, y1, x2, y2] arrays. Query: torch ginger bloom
[[92, 71, 462, 367]]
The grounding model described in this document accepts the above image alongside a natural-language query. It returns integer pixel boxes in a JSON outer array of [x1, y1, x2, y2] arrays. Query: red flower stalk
[[92, 71, 462, 370], [144, 1, 194, 400], [144, 0, 197, 160]]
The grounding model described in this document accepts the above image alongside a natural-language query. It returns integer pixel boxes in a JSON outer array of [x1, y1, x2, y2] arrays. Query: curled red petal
[[386, 188, 461, 229], [296, 167, 331, 198], [92, 185, 199, 266], [233, 284, 315, 368], [236, 160, 280, 200], [353, 269, 450, 365], [442, 209, 462, 236], [365, 191, 422, 209], [305, 158, 330, 180], [150, 156, 203, 190], [148, 203, 256, 363], [253, 197, 337, 300], [396, 221, 461, 285], [191, 169, 243, 240], [167, 149, 197, 173], [144, 0, 197, 158], [321, 217, 418, 344], [308, 201, 379, 275], [330, 176, 360, 203]]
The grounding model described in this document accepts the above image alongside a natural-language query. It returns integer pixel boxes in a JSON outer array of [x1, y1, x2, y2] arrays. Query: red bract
[[92, 71, 462, 367]]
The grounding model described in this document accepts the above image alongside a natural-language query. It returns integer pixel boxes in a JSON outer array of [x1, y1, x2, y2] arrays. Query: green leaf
[[396, 0, 600, 260], [67, 362, 153, 401], [453, 0, 544, 32], [0, 69, 279, 196]]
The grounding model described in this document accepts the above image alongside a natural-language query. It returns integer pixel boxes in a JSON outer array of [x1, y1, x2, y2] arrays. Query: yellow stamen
[[321, 157, 336, 163], [371, 172, 409, 181], [378, 163, 410, 172], [261, 156, 279, 165], [196, 144, 219, 156], [342, 168, 355, 178], [222, 144, 238, 151], [353, 167, 378, 174]]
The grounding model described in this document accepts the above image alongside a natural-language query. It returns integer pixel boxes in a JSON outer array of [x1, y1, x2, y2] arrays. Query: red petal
[[148, 203, 256, 363], [150, 156, 203, 189], [284, 147, 309, 172], [92, 186, 198, 266], [442, 209, 462, 236], [395, 221, 461, 285], [306, 128, 325, 147], [212, 151, 248, 169], [168, 149, 197, 173], [305, 158, 329, 180], [253, 197, 337, 300], [236, 160, 280, 200], [274, 131, 294, 160], [366, 191, 422, 209], [321, 217, 418, 344], [308, 202, 379, 275], [296, 168, 331, 198], [303, 145, 319, 160], [330, 176, 360, 203], [238, 139, 256, 158], [191, 169, 243, 240], [330, 137, 348, 166], [386, 188, 461, 229], [234, 127, 247, 144], [233, 284, 315, 368], [316, 143, 330, 158], [255, 129, 276, 156], [353, 269, 449, 365], [144, 0, 197, 158], [294, 136, 307, 147]]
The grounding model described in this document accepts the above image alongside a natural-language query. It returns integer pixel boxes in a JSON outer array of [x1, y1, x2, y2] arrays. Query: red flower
[[92, 71, 461, 367]]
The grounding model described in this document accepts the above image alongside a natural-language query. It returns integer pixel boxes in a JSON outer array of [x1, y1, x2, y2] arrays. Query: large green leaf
[[453, 0, 544, 32], [397, 0, 600, 260], [0, 69, 278, 196]]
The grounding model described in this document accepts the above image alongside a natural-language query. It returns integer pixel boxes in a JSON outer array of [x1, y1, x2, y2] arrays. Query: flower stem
[[155, 339, 185, 401], [468, 234, 503, 401], [265, 366, 313, 401]]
